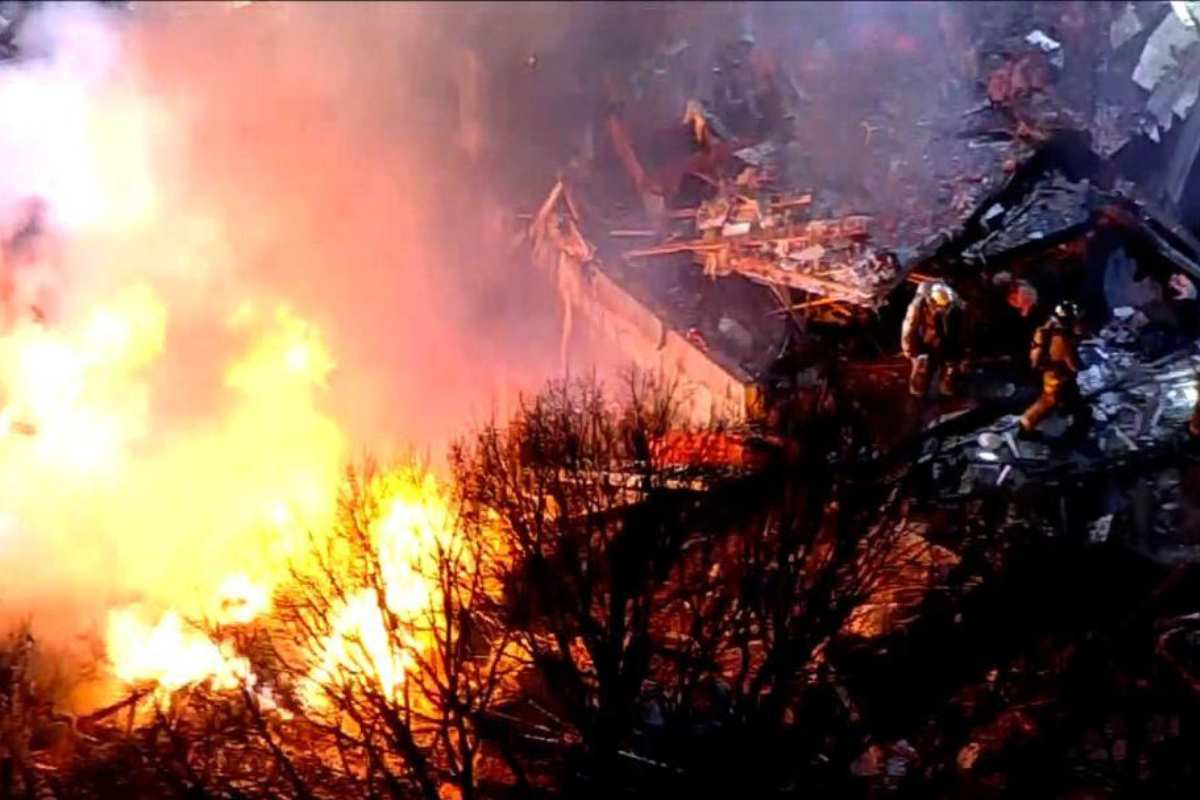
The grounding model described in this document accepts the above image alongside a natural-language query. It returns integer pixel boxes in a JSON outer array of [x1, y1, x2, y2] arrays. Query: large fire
[[302, 471, 454, 707], [0, 275, 407, 699], [105, 468, 457, 705], [6, 274, 462, 702], [0, 3, 485, 712]]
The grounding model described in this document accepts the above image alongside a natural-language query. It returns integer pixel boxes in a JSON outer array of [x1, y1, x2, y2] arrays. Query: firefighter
[[901, 280, 965, 398], [1018, 300, 1090, 440]]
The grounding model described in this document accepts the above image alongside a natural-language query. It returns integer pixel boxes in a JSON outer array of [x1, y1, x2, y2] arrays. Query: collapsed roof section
[[529, 178, 760, 427]]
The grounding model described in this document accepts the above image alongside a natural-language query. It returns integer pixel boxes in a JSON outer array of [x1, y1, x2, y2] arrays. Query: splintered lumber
[[687, 170, 720, 188], [626, 240, 727, 258], [769, 194, 814, 209], [732, 256, 879, 302], [667, 193, 813, 219], [623, 211, 893, 309], [625, 215, 871, 259], [768, 295, 847, 315]]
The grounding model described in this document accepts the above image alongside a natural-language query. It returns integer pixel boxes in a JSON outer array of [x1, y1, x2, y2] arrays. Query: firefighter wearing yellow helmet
[[901, 280, 965, 398], [1018, 300, 1089, 440]]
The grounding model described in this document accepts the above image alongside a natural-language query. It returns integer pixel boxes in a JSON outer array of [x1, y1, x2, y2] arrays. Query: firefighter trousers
[[909, 353, 962, 398], [1020, 377, 1089, 435]]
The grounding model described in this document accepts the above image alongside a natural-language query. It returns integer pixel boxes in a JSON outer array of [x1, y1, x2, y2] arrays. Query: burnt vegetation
[[0, 374, 901, 798], [0, 374, 1192, 799]]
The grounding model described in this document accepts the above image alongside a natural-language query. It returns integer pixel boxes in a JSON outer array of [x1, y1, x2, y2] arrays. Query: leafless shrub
[[451, 372, 909, 794]]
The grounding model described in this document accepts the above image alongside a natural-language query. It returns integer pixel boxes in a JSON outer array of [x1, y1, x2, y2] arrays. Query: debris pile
[[962, 174, 1093, 265], [627, 208, 898, 311], [508, 2, 1200, 576]]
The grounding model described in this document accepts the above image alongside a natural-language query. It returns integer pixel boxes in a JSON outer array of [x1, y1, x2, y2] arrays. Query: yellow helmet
[[928, 281, 955, 307], [1053, 300, 1081, 322]]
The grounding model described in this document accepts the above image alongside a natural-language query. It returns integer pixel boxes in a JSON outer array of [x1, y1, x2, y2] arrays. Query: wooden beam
[[767, 296, 847, 315]]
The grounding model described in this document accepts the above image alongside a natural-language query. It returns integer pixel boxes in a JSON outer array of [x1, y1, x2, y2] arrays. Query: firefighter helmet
[[1053, 300, 1081, 322], [928, 281, 955, 307]]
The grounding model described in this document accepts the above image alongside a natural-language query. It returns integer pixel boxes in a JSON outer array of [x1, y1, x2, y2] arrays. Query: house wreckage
[[516, 1, 1200, 584]]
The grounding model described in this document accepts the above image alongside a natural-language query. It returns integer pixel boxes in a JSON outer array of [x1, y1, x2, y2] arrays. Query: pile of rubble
[[626, 203, 899, 311], [516, 1, 1200, 566]]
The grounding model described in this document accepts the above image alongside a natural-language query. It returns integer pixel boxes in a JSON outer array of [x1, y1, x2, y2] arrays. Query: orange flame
[[0, 4, 524, 717], [106, 606, 252, 693], [301, 470, 454, 707]]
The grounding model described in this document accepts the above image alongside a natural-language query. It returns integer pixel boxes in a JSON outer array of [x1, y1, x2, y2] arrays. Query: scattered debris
[[1089, 513, 1114, 544], [1025, 29, 1064, 69], [519, 0, 1200, 575]]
